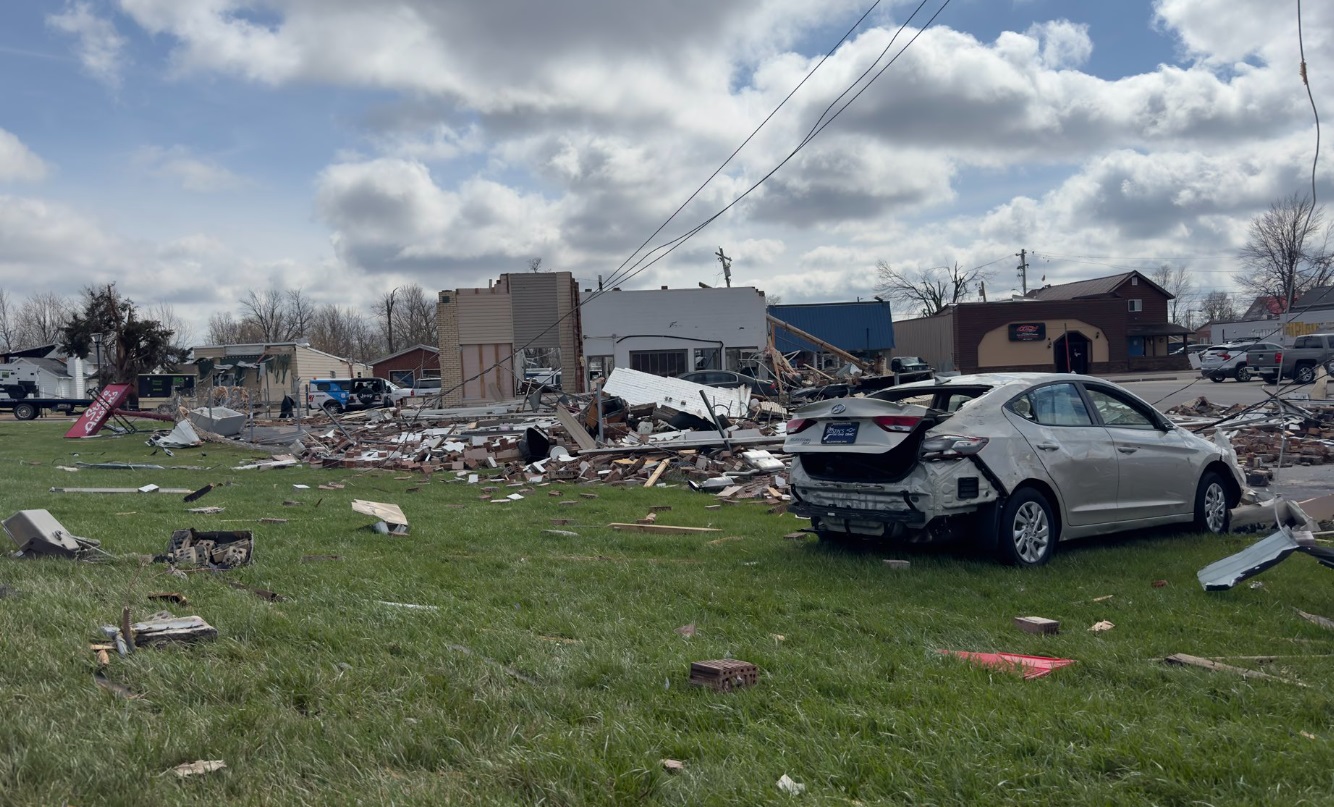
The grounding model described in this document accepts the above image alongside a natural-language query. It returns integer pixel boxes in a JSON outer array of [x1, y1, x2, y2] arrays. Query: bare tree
[[308, 304, 371, 360], [150, 302, 196, 352], [286, 288, 316, 340], [15, 291, 73, 348], [1199, 290, 1238, 324], [1150, 264, 1195, 326], [395, 284, 437, 348], [0, 289, 15, 352], [1235, 193, 1334, 312], [874, 260, 985, 317], [375, 287, 399, 355], [240, 288, 291, 342], [528, 257, 542, 273]]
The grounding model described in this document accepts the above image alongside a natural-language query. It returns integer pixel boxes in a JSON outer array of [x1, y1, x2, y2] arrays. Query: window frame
[[1006, 381, 1096, 428], [1081, 384, 1158, 431]]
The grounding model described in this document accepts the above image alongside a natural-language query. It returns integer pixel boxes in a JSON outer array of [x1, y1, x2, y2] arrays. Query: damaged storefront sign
[[3, 509, 105, 559]]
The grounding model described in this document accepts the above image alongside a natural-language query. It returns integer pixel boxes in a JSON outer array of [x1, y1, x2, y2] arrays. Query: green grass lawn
[[1, 418, 1332, 806]]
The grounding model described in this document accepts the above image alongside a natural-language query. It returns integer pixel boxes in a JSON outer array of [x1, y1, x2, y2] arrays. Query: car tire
[[12, 402, 38, 421], [1295, 364, 1317, 384], [1208, 373, 1225, 383], [1234, 365, 1251, 382], [995, 487, 1058, 567], [323, 401, 343, 415], [1193, 471, 1231, 535]]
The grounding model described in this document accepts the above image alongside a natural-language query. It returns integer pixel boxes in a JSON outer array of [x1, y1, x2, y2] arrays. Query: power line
[[418, 0, 954, 409]]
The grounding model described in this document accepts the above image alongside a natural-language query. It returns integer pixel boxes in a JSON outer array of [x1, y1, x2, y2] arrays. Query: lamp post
[[91, 332, 104, 388]]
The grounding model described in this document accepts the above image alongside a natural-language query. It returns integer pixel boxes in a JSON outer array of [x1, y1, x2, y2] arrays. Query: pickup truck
[[1247, 333, 1334, 383]]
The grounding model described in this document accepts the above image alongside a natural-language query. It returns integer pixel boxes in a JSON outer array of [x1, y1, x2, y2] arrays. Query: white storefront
[[579, 286, 769, 382]]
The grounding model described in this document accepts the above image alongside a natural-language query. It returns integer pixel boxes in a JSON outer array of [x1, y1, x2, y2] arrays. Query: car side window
[[1083, 387, 1155, 429], [1016, 383, 1093, 427]]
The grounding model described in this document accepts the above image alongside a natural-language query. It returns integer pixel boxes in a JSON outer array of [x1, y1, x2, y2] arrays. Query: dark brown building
[[371, 344, 440, 387], [895, 271, 1191, 375]]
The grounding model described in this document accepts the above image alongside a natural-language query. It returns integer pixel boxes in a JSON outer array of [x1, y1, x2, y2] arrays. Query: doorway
[[1054, 332, 1092, 374]]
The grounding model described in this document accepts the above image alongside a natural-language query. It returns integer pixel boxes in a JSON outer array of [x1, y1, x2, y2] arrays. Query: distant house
[[894, 270, 1190, 374], [768, 301, 895, 370], [372, 344, 440, 387], [190, 341, 369, 403]]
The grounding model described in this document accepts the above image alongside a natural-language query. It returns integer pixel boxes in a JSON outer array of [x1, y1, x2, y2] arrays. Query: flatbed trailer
[[0, 397, 94, 421]]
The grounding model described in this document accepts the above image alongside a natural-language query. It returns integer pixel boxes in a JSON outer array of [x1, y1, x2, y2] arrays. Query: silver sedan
[[784, 373, 1242, 566]]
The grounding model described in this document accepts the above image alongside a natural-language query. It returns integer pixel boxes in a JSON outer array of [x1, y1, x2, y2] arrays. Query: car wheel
[[323, 401, 343, 415], [1234, 365, 1251, 382], [12, 402, 38, 421], [1208, 373, 1225, 383], [995, 487, 1058, 567], [1193, 471, 1231, 535], [1295, 364, 1317, 384]]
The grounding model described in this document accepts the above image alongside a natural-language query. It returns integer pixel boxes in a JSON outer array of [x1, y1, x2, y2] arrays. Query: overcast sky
[[0, 0, 1329, 329]]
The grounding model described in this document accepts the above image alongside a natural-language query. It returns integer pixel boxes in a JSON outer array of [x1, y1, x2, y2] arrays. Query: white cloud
[[0, 129, 48, 183], [134, 146, 249, 192], [47, 1, 128, 88], [1025, 20, 1093, 70]]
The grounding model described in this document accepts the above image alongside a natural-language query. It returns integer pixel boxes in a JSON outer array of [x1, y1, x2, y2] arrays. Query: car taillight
[[872, 415, 921, 432], [920, 435, 989, 457], [786, 418, 816, 434], [1276, 351, 1283, 363], [1219, 353, 1230, 360]]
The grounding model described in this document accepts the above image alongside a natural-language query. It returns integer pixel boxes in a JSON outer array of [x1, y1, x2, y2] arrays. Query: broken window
[[725, 347, 761, 373], [694, 348, 721, 371], [630, 349, 688, 377], [390, 370, 414, 387]]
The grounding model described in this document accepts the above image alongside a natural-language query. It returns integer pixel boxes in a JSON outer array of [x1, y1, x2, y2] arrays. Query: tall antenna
[[1016, 248, 1028, 295]]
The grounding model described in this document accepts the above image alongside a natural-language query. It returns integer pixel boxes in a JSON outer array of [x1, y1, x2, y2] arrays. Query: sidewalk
[[1098, 370, 1200, 384]]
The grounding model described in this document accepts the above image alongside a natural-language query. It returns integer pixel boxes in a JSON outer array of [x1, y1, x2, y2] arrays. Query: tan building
[[191, 342, 369, 404], [436, 272, 584, 406]]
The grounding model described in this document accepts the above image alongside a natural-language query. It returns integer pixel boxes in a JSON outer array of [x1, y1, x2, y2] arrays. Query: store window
[[630, 350, 688, 377]]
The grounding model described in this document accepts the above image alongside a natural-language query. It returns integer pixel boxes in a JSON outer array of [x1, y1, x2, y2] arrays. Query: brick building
[[371, 344, 440, 387], [894, 271, 1191, 375]]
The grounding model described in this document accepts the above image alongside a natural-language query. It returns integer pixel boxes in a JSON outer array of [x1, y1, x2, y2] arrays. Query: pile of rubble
[[282, 368, 795, 503], [1167, 395, 1334, 485]]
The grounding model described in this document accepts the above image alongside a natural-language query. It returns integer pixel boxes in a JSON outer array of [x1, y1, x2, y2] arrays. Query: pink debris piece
[[941, 650, 1075, 680]]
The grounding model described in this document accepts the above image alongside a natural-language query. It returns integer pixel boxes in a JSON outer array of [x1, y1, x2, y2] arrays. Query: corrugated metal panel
[[770, 303, 895, 353], [456, 287, 514, 344], [553, 273, 579, 390], [893, 311, 955, 372], [510, 274, 560, 348]]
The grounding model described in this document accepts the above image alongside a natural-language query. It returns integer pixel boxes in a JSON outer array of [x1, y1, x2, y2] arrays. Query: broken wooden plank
[[129, 615, 217, 647], [643, 459, 670, 488], [608, 523, 722, 534], [554, 407, 597, 452], [1014, 616, 1060, 635], [1163, 653, 1307, 686]]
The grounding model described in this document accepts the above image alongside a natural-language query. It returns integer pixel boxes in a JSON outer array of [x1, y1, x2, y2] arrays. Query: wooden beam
[[608, 523, 722, 534], [555, 406, 598, 452], [643, 459, 670, 488], [1163, 653, 1307, 686]]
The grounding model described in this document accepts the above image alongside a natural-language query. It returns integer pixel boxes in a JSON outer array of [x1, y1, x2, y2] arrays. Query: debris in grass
[[1089, 620, 1115, 633], [1301, 731, 1318, 740], [776, 774, 806, 796], [783, 532, 808, 540], [675, 623, 697, 638], [1163, 653, 1307, 686], [1151, 580, 1168, 588], [1296, 609, 1334, 630], [169, 760, 226, 779], [1198, 512, 1334, 590], [159, 529, 253, 570], [352, 500, 408, 534], [187, 506, 224, 514], [1014, 616, 1060, 635], [1249, 580, 1265, 589], [377, 601, 438, 611], [3, 509, 104, 559], [882, 559, 910, 569], [225, 581, 286, 602], [258, 517, 288, 524], [661, 759, 685, 773], [543, 529, 579, 537], [148, 592, 189, 606], [93, 673, 141, 699], [183, 484, 214, 503], [608, 523, 721, 534], [51, 486, 193, 494], [302, 554, 341, 563], [771, 633, 786, 642], [1092, 595, 1114, 603], [941, 650, 1075, 680], [688, 659, 757, 691], [113, 614, 217, 647]]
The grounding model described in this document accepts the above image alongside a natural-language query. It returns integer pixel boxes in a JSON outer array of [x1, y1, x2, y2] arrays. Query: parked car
[[678, 370, 779, 398], [783, 373, 1241, 566], [307, 377, 406, 413], [1199, 342, 1275, 382], [1247, 333, 1334, 383]]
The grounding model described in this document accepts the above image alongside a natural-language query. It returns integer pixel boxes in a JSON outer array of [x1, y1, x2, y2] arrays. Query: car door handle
[[1036, 442, 1060, 451], [1118, 446, 1138, 454]]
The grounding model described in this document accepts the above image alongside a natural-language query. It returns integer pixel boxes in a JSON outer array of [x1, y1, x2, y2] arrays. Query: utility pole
[[715, 247, 732, 288], [1016, 249, 1029, 295]]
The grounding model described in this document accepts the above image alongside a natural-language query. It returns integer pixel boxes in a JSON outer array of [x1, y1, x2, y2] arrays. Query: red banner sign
[[65, 384, 132, 438]]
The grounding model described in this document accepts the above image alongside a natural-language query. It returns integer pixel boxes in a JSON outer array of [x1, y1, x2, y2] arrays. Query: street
[[1122, 376, 1292, 411]]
